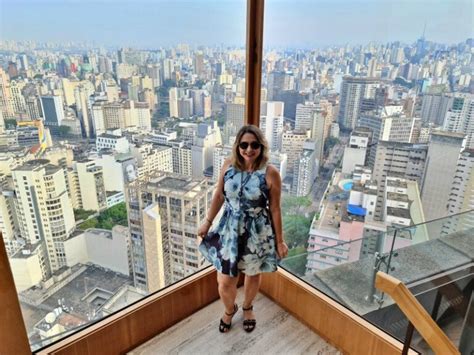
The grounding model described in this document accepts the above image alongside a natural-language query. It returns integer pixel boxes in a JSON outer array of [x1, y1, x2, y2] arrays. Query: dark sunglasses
[[239, 141, 262, 150]]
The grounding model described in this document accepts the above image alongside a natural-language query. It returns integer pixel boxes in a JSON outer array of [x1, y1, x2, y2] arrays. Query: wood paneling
[[376, 271, 459, 355], [245, 0, 264, 127], [37, 268, 220, 355], [260, 268, 418, 355], [0, 233, 30, 355]]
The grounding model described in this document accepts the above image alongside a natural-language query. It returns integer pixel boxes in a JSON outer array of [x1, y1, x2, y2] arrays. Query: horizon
[[1, 0, 472, 48]]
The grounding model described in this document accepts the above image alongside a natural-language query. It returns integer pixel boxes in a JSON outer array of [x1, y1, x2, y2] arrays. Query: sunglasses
[[239, 141, 262, 150]]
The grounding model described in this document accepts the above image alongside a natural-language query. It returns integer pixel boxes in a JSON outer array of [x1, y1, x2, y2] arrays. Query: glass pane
[[263, 0, 473, 352], [0, 0, 246, 350]]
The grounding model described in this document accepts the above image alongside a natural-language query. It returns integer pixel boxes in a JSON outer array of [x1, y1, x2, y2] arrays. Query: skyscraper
[[40, 95, 65, 129], [126, 173, 213, 292], [12, 159, 75, 273], [442, 93, 474, 149], [338, 76, 379, 130], [421, 131, 465, 221]]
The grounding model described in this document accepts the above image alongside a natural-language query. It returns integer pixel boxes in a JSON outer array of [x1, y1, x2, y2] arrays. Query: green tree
[[4, 119, 17, 129], [58, 125, 71, 137], [323, 137, 340, 157]]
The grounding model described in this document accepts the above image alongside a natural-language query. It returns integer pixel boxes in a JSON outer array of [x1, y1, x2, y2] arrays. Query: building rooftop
[[386, 207, 411, 219], [386, 179, 408, 189], [304, 230, 473, 316], [14, 159, 61, 174], [387, 192, 409, 203]]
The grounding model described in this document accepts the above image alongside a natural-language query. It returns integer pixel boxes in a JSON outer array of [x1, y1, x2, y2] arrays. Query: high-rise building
[[26, 96, 41, 120], [338, 76, 379, 130], [194, 52, 205, 78], [69, 160, 107, 212], [447, 149, 474, 215], [358, 106, 416, 166], [443, 93, 474, 148], [292, 141, 317, 197], [0, 174, 19, 255], [421, 131, 465, 221], [420, 93, 451, 125], [260, 101, 284, 151], [126, 173, 213, 292], [169, 87, 179, 118], [12, 159, 75, 273], [372, 140, 428, 220], [40, 95, 65, 129], [178, 97, 193, 119], [281, 130, 311, 175], [0, 68, 14, 119], [170, 140, 192, 176], [212, 144, 233, 182]]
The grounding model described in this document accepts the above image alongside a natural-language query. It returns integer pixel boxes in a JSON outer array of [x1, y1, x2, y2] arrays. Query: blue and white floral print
[[199, 165, 278, 277]]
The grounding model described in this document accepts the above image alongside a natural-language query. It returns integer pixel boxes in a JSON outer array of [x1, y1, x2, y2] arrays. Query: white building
[[63, 226, 130, 276]]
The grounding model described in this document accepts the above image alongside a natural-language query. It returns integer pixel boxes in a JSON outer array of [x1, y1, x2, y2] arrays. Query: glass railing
[[279, 209, 474, 353]]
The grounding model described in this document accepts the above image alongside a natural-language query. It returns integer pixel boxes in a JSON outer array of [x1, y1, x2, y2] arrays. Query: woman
[[198, 124, 288, 333]]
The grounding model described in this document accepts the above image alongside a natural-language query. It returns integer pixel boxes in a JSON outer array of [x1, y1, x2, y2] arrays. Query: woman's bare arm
[[267, 165, 288, 258], [198, 158, 231, 237]]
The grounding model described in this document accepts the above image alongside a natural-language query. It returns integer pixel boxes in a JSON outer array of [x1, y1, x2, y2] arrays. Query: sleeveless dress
[[199, 164, 278, 277]]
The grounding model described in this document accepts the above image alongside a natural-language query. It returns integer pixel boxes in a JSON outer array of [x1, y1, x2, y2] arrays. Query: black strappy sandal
[[242, 305, 256, 333], [219, 304, 238, 333]]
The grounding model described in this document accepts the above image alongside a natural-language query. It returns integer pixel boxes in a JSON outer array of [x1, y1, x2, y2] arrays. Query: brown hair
[[231, 125, 269, 171]]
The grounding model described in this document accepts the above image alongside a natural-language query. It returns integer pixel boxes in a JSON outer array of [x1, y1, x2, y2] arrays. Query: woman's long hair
[[231, 125, 270, 171]]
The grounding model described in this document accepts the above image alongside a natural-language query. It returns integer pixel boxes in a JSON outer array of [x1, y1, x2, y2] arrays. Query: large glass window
[[261, 0, 473, 352], [0, 0, 246, 350]]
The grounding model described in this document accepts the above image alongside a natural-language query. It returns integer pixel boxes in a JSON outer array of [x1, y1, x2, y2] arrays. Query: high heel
[[219, 304, 238, 333], [242, 305, 256, 333]]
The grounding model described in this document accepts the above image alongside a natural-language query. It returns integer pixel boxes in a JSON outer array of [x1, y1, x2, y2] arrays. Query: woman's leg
[[217, 272, 239, 324], [243, 273, 261, 321]]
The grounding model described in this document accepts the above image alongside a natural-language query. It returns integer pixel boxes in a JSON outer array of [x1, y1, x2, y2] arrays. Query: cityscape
[[0, 1, 473, 350]]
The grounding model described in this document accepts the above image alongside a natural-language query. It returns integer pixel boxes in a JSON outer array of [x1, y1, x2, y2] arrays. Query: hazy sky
[[1, 0, 472, 48]]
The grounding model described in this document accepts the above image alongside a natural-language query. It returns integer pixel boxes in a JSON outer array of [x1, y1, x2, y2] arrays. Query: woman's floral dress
[[199, 165, 278, 277]]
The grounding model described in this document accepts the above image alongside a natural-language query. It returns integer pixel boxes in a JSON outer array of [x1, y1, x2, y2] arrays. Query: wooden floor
[[129, 289, 341, 355]]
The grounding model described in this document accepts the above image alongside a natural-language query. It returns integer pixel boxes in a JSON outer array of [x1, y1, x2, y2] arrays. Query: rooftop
[[305, 230, 473, 315]]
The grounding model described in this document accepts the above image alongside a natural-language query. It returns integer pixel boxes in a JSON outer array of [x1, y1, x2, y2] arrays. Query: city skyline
[[1, 0, 472, 48]]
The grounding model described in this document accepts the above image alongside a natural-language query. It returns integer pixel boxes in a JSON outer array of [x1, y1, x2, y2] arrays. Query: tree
[[324, 137, 339, 157], [4, 119, 17, 129], [58, 125, 71, 137]]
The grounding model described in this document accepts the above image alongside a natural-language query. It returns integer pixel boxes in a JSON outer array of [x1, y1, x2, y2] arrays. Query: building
[[341, 129, 370, 175], [63, 226, 130, 276], [12, 159, 76, 273], [292, 141, 317, 197], [40, 96, 65, 130], [260, 102, 284, 151], [338, 76, 379, 130], [170, 140, 192, 176], [421, 131, 465, 221], [96, 131, 130, 153], [0, 68, 14, 119], [212, 144, 233, 182], [372, 140, 428, 221], [442, 93, 474, 149], [169, 88, 179, 118], [69, 160, 107, 212], [281, 130, 311, 175], [130, 143, 173, 179], [126, 173, 213, 292]]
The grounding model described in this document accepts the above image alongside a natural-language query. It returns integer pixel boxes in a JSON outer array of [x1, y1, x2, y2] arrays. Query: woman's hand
[[276, 241, 289, 259], [197, 220, 211, 241]]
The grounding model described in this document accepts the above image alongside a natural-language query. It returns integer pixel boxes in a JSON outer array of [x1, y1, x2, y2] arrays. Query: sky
[[1, 0, 472, 48]]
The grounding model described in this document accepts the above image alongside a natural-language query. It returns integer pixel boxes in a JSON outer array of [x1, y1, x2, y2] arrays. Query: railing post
[[245, 0, 264, 127]]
